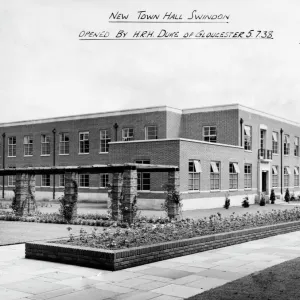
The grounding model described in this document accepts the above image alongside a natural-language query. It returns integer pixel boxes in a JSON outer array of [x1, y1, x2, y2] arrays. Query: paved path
[[1, 231, 300, 300]]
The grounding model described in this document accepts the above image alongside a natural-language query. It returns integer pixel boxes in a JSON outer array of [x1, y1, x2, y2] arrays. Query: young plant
[[224, 193, 230, 209], [259, 193, 266, 206], [284, 188, 290, 203], [242, 196, 250, 208], [270, 189, 276, 204]]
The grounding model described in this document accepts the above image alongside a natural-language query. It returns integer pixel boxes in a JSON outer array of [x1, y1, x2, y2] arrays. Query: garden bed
[[26, 220, 300, 271]]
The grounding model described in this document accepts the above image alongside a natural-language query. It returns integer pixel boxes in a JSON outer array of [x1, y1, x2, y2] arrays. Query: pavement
[[1, 230, 300, 300]]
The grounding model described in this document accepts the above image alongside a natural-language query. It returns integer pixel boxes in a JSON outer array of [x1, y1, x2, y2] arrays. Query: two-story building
[[0, 104, 299, 210]]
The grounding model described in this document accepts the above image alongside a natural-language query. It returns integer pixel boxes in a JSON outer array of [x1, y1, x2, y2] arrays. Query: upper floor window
[[229, 162, 239, 190], [100, 173, 109, 188], [244, 126, 252, 151], [244, 164, 252, 189], [59, 133, 69, 155], [284, 134, 290, 155], [8, 137, 16, 157], [122, 128, 134, 141], [203, 126, 217, 143], [294, 167, 299, 187], [210, 161, 220, 190], [24, 135, 33, 156], [136, 160, 150, 191], [188, 160, 201, 190], [79, 174, 89, 187], [284, 166, 291, 187], [79, 132, 89, 154], [272, 132, 278, 154], [294, 137, 299, 156], [145, 126, 158, 140], [100, 130, 110, 153], [41, 134, 50, 156], [272, 165, 278, 188]]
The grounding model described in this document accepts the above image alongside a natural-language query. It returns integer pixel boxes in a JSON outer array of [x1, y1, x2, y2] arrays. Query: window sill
[[210, 190, 221, 193], [40, 155, 50, 157], [138, 190, 151, 193], [244, 150, 252, 153], [7, 156, 16, 158], [99, 187, 108, 189], [229, 189, 238, 191], [273, 153, 279, 156], [78, 186, 90, 189], [41, 186, 51, 188], [188, 190, 200, 193], [244, 188, 252, 191], [59, 154, 69, 156], [24, 155, 33, 157], [78, 153, 89, 155], [99, 152, 109, 154]]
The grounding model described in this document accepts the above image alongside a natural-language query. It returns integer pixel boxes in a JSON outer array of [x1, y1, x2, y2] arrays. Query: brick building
[[0, 104, 299, 209]]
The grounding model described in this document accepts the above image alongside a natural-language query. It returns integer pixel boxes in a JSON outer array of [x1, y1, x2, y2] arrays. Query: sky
[[1, 0, 300, 123]]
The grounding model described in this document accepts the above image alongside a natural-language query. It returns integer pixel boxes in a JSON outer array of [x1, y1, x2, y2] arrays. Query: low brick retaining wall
[[26, 221, 300, 271]]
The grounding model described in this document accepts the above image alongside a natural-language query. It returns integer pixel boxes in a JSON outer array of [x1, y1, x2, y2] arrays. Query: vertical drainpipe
[[113, 123, 118, 141], [2, 133, 5, 199], [240, 118, 244, 147], [52, 128, 56, 200], [280, 128, 283, 195]]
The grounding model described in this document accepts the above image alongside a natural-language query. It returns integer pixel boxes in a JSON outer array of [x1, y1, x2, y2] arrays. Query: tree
[[284, 188, 290, 203], [270, 189, 276, 204]]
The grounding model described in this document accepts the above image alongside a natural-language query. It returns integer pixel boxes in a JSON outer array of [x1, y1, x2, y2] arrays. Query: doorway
[[262, 171, 267, 193]]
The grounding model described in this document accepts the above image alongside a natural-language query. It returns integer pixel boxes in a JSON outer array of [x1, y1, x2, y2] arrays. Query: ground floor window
[[136, 160, 150, 191], [272, 166, 278, 188], [100, 173, 109, 188], [210, 161, 220, 190], [79, 174, 89, 187], [229, 162, 240, 190], [59, 174, 65, 187], [41, 174, 51, 187], [188, 160, 201, 190], [284, 166, 290, 188], [8, 175, 16, 187], [244, 164, 252, 189], [294, 167, 299, 187]]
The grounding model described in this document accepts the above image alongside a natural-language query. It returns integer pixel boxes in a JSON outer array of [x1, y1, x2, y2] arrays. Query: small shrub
[[290, 192, 296, 202], [270, 189, 276, 204], [284, 189, 290, 203], [260, 193, 266, 206], [242, 196, 250, 208], [224, 193, 230, 209]]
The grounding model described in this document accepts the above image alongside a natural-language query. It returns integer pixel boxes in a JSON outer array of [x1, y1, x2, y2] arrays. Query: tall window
[[59, 174, 65, 187], [122, 128, 134, 141], [100, 130, 110, 153], [260, 129, 266, 150], [203, 126, 217, 143], [145, 126, 158, 140], [8, 175, 16, 187], [24, 135, 33, 156], [244, 126, 252, 151], [79, 174, 89, 187], [100, 173, 109, 188], [41, 134, 50, 156], [294, 167, 299, 187], [294, 137, 299, 156], [272, 166, 278, 188], [284, 134, 290, 155], [188, 160, 201, 190], [244, 164, 252, 189], [284, 166, 290, 187], [136, 160, 150, 191], [210, 161, 220, 190], [41, 174, 51, 187], [8, 137, 16, 157], [272, 132, 278, 154], [79, 132, 89, 154], [229, 162, 239, 190], [59, 133, 69, 155]]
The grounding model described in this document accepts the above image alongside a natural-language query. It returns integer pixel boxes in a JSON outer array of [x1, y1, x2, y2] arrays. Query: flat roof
[[0, 103, 299, 128]]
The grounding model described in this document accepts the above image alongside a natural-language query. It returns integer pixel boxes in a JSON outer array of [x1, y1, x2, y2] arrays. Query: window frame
[[41, 134, 50, 156], [229, 162, 239, 190], [41, 174, 51, 187], [188, 160, 201, 191], [122, 128, 134, 141], [244, 125, 252, 151], [284, 166, 290, 187], [79, 132, 89, 154], [294, 167, 299, 187], [79, 174, 90, 188], [294, 137, 299, 157], [244, 164, 252, 189], [145, 126, 158, 140], [8, 175, 16, 187], [284, 134, 290, 155], [23, 135, 33, 157], [99, 129, 111, 153], [59, 174, 65, 187], [272, 165, 278, 188], [203, 126, 217, 143], [210, 161, 220, 191], [100, 173, 109, 188], [136, 160, 151, 191], [272, 131, 279, 154], [8, 136, 16, 157], [59, 133, 70, 155]]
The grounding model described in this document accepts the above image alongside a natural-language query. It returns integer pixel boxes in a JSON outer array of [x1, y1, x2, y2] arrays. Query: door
[[262, 171, 267, 193]]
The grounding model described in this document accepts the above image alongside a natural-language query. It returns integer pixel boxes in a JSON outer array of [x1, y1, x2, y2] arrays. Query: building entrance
[[262, 171, 267, 193]]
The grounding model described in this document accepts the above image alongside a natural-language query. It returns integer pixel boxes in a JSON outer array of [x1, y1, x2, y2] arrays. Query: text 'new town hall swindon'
[[0, 104, 299, 210]]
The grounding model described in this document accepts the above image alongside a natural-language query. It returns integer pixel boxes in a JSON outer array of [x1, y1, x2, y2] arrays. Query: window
[[8, 137, 16, 157], [244, 164, 252, 189], [122, 128, 134, 141], [8, 175, 16, 187], [59, 133, 69, 155], [188, 160, 201, 190], [24, 135, 33, 156], [284, 134, 290, 155], [210, 161, 220, 190], [59, 174, 65, 187], [100, 173, 109, 188], [41, 134, 50, 156], [79, 132, 89, 154], [294, 137, 299, 156], [79, 174, 89, 187], [260, 129, 266, 150], [145, 126, 157, 140], [272, 132, 278, 154], [272, 166, 278, 188], [284, 166, 290, 187], [229, 162, 239, 190], [100, 130, 110, 153], [294, 167, 299, 187], [41, 174, 51, 187], [136, 160, 150, 191], [203, 126, 217, 143], [244, 126, 252, 151]]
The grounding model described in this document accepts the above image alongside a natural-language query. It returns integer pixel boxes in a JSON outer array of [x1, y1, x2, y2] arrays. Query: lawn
[[188, 257, 300, 300]]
